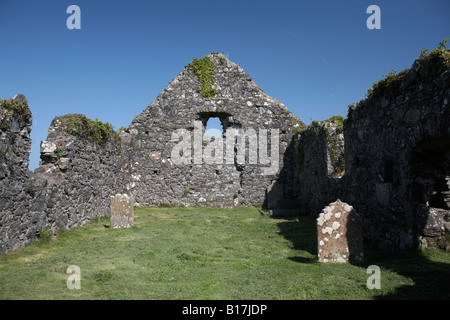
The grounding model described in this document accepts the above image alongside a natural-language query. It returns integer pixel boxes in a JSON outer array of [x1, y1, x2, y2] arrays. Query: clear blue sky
[[0, 0, 449, 170]]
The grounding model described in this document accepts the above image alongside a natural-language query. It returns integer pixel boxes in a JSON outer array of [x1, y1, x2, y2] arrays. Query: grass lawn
[[0, 206, 449, 300]]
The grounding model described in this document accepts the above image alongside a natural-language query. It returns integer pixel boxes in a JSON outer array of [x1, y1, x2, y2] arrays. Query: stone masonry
[[0, 109, 122, 253], [297, 48, 450, 254], [0, 53, 301, 254], [0, 49, 449, 256], [120, 52, 301, 208]]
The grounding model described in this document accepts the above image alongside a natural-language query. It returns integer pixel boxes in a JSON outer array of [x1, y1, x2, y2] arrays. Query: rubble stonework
[[0, 51, 449, 256], [317, 200, 363, 263], [297, 51, 450, 254], [0, 53, 301, 254], [121, 53, 300, 208], [0, 109, 122, 253]]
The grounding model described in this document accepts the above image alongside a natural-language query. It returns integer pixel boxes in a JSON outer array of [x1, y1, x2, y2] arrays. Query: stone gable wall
[[121, 53, 300, 207]]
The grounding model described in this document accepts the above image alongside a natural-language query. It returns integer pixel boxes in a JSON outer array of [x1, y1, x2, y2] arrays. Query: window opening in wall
[[204, 117, 223, 138]]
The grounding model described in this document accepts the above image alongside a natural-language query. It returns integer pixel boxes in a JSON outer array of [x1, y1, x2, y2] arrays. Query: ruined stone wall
[[0, 95, 32, 180], [295, 118, 345, 215], [35, 115, 123, 231], [3, 50, 448, 257], [343, 56, 450, 253], [0, 106, 122, 254], [0, 95, 37, 253], [0, 53, 302, 253], [296, 53, 450, 254], [121, 53, 301, 208]]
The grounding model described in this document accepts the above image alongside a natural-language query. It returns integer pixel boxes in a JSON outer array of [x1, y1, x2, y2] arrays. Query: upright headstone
[[317, 199, 363, 263], [110, 194, 134, 228]]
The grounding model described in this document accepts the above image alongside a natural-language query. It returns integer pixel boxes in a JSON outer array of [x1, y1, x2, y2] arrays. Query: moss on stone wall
[[327, 116, 344, 132], [416, 37, 450, 72], [60, 114, 121, 146], [0, 97, 31, 117], [366, 68, 410, 100], [189, 55, 217, 98], [367, 39, 449, 101]]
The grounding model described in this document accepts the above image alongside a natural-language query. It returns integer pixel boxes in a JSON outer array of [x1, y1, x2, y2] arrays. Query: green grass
[[0, 206, 449, 300]]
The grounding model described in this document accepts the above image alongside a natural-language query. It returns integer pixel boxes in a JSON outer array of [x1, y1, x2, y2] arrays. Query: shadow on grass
[[276, 216, 317, 264], [275, 216, 450, 299], [364, 244, 450, 300]]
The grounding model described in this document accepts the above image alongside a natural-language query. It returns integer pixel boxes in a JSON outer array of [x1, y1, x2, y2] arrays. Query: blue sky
[[0, 0, 449, 170]]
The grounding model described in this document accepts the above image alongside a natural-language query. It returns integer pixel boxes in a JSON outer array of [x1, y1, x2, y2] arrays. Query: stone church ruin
[[1, 48, 449, 256]]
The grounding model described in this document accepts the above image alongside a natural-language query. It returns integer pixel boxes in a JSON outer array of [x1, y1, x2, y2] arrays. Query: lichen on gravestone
[[317, 199, 363, 263], [110, 194, 134, 228]]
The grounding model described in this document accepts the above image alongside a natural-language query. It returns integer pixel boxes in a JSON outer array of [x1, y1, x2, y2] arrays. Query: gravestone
[[317, 199, 363, 263], [110, 194, 134, 228]]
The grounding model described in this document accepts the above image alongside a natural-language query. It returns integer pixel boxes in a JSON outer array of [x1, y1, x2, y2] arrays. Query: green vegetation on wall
[[367, 38, 449, 100], [309, 120, 322, 135], [0, 98, 31, 129], [417, 37, 450, 71], [348, 38, 450, 118], [365, 69, 410, 100], [189, 55, 217, 99], [0, 98, 31, 117], [60, 114, 121, 146]]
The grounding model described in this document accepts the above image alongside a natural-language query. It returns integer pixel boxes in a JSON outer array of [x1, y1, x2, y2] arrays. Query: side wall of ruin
[[297, 55, 450, 254], [0, 103, 122, 254]]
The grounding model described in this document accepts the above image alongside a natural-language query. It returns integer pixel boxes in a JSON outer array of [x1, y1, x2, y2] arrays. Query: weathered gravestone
[[110, 194, 134, 228], [317, 199, 363, 263]]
